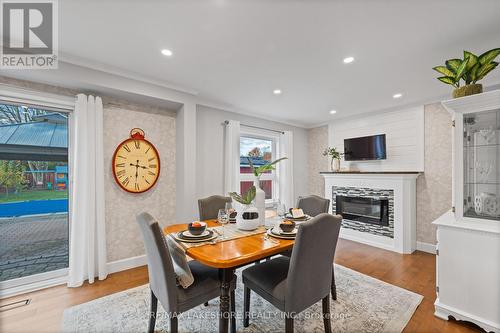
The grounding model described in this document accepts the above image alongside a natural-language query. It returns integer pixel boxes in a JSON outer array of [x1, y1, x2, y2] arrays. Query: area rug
[[62, 265, 423, 333]]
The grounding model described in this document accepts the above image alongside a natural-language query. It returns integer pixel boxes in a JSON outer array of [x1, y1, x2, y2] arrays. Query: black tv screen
[[344, 134, 386, 161]]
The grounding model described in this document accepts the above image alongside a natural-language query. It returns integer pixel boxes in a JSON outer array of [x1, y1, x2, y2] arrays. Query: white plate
[[267, 229, 296, 240], [181, 229, 210, 238]]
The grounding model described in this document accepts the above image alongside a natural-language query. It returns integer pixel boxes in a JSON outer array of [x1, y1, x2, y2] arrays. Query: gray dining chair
[[198, 195, 232, 221], [297, 195, 330, 217], [242, 213, 342, 333], [136, 212, 237, 333], [289, 195, 338, 300]]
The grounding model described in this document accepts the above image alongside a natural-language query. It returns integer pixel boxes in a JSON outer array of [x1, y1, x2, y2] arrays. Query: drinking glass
[[225, 202, 235, 222], [276, 202, 286, 217], [217, 208, 229, 239]]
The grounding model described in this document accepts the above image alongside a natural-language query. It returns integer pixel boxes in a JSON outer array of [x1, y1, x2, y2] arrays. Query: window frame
[[239, 127, 281, 207], [0, 84, 74, 298]]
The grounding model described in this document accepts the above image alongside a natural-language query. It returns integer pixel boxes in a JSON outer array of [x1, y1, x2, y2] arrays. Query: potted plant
[[433, 48, 500, 98], [246, 156, 287, 225], [229, 186, 260, 230], [323, 147, 343, 172]]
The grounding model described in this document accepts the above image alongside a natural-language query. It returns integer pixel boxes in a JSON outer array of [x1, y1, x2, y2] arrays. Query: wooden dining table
[[163, 219, 295, 333]]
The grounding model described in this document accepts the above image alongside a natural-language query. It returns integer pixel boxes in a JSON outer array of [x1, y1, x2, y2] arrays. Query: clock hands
[[130, 160, 149, 181]]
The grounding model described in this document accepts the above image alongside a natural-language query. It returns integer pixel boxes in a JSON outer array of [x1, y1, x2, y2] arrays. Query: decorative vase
[[253, 176, 266, 226], [236, 204, 260, 231], [453, 83, 482, 98], [330, 158, 340, 172]]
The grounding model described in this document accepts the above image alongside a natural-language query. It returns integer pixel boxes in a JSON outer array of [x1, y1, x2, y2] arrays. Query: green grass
[[0, 190, 68, 203]]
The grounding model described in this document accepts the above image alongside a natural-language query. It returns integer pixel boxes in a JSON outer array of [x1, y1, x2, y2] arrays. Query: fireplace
[[336, 195, 389, 226]]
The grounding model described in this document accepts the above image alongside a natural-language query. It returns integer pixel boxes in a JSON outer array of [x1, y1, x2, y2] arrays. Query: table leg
[[219, 268, 234, 333]]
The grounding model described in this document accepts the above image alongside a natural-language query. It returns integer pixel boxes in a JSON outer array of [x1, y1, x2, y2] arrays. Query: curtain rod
[[223, 120, 284, 134]]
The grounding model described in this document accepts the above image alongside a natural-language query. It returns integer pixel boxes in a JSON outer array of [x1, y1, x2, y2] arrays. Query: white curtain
[[68, 94, 107, 287], [279, 131, 294, 209], [223, 120, 241, 195]]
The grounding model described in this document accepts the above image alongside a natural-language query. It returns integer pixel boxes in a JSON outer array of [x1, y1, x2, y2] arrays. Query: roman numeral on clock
[[115, 163, 125, 168], [135, 183, 140, 191], [148, 171, 156, 176], [148, 157, 155, 162], [116, 170, 126, 177], [123, 144, 131, 152], [134, 140, 140, 149], [149, 164, 157, 169], [122, 177, 129, 187]]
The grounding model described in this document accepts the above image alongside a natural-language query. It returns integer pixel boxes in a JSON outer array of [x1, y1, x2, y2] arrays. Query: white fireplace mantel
[[321, 172, 419, 254]]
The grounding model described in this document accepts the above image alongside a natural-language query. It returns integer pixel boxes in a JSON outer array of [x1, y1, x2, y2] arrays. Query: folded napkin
[[165, 236, 194, 289]]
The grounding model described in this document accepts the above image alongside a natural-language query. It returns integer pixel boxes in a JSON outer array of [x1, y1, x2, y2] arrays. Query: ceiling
[[51, 1, 500, 126]]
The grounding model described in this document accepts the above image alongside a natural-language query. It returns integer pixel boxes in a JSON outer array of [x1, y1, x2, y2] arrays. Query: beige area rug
[[62, 264, 423, 333]]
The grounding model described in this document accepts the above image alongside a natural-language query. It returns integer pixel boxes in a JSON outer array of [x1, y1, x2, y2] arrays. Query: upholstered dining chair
[[198, 195, 232, 221], [136, 212, 237, 333], [296, 195, 330, 217], [292, 195, 338, 300], [242, 213, 342, 333]]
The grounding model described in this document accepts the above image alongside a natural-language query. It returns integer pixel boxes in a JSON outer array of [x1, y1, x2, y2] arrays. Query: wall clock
[[112, 128, 160, 193]]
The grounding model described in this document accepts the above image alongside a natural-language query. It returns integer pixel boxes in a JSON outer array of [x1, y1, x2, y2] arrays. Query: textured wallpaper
[[307, 126, 329, 197], [416, 103, 452, 245], [103, 106, 176, 262]]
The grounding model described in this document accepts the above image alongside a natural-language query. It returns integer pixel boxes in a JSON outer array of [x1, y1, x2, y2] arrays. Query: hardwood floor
[[0, 239, 482, 333]]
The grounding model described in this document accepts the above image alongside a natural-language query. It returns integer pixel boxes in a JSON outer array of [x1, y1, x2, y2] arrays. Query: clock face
[[112, 138, 160, 193]]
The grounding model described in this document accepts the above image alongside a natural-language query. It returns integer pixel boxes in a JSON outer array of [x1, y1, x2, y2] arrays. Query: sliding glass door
[[0, 102, 69, 286]]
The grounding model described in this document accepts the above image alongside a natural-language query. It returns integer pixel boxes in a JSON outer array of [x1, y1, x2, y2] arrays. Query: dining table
[[163, 219, 296, 333]]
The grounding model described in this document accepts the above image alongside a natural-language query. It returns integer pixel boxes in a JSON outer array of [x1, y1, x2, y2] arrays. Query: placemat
[[167, 224, 267, 252]]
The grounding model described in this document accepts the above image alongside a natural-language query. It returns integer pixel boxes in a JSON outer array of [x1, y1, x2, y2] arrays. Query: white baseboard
[[416, 241, 436, 254], [106, 255, 147, 274]]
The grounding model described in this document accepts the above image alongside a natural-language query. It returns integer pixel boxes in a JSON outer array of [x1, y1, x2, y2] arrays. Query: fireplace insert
[[335, 195, 389, 226]]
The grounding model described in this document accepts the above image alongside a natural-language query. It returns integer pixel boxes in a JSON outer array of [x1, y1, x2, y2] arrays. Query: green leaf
[[455, 57, 469, 80], [445, 59, 462, 74], [253, 157, 288, 176], [475, 61, 499, 81], [469, 62, 480, 83], [246, 157, 258, 176], [478, 48, 500, 65], [433, 66, 454, 77], [229, 192, 244, 204], [437, 76, 457, 85], [244, 186, 256, 203], [464, 51, 478, 71]]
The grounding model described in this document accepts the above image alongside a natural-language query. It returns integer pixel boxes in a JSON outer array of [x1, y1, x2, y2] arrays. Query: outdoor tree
[[0, 160, 26, 196], [0, 103, 49, 184]]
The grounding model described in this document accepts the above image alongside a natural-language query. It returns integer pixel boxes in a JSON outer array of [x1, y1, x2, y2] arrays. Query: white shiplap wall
[[328, 106, 424, 172]]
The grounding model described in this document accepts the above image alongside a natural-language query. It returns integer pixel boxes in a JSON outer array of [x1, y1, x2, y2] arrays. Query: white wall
[[196, 105, 309, 205], [328, 106, 424, 172]]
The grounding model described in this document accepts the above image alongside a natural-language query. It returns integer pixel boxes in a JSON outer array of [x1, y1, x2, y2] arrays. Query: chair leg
[[285, 316, 294, 333], [322, 295, 332, 333], [170, 316, 178, 333], [331, 266, 337, 300], [204, 302, 209, 306], [243, 286, 251, 327], [148, 290, 158, 333], [230, 290, 236, 333]]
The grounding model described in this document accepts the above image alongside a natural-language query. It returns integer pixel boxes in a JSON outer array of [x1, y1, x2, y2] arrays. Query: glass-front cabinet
[[433, 90, 500, 333], [463, 108, 500, 221]]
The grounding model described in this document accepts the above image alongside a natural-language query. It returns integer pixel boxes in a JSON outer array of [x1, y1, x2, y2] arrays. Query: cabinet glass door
[[463, 109, 500, 221]]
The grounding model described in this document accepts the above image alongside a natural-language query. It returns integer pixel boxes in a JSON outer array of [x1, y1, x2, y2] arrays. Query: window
[[0, 100, 70, 286], [239, 131, 279, 206]]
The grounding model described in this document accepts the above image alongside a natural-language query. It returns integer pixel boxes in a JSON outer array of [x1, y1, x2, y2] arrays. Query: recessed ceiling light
[[161, 49, 173, 57], [343, 56, 354, 64], [329, 110, 337, 114], [393, 93, 403, 99], [273, 89, 282, 95]]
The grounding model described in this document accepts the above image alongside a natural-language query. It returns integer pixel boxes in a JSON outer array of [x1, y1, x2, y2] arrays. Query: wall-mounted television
[[344, 134, 386, 161]]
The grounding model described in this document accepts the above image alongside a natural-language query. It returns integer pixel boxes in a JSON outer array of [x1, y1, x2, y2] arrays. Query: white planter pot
[[236, 205, 260, 231], [330, 158, 340, 172], [253, 176, 266, 226]]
